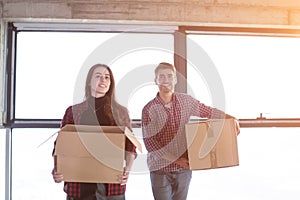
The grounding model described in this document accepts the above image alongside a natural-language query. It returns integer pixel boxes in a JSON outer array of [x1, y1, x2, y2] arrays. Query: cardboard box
[[53, 124, 142, 183], [185, 119, 239, 170]]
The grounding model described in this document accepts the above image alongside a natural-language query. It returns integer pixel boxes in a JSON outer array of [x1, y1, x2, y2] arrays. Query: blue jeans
[[150, 170, 192, 200]]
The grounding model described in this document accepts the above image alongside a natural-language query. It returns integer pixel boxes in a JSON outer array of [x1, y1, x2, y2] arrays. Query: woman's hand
[[52, 168, 63, 183], [119, 152, 135, 185], [118, 169, 130, 186]]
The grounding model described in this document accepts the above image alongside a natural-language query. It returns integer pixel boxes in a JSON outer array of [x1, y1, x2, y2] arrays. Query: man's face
[[155, 68, 177, 93]]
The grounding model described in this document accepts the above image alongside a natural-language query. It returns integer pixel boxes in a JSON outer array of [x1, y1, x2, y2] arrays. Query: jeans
[[66, 183, 125, 200], [150, 170, 192, 200], [66, 196, 96, 200], [96, 183, 125, 200]]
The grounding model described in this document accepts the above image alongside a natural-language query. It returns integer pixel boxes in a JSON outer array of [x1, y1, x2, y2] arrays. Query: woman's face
[[90, 66, 111, 98]]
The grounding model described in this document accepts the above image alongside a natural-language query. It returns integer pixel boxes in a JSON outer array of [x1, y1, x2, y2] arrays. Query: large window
[[2, 23, 300, 200]]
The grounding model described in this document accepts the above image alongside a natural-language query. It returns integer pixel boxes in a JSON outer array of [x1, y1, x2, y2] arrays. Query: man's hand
[[174, 157, 190, 169], [234, 119, 240, 135]]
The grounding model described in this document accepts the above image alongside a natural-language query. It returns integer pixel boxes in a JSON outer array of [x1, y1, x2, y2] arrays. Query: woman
[[52, 64, 137, 200]]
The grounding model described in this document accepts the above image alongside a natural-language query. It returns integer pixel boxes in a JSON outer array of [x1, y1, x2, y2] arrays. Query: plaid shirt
[[56, 99, 137, 198], [142, 93, 226, 172]]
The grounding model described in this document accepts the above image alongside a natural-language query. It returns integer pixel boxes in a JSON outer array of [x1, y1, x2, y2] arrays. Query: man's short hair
[[155, 62, 176, 77]]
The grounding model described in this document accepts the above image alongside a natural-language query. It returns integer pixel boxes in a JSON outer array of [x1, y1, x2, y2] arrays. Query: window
[[187, 34, 300, 119], [3, 22, 300, 200]]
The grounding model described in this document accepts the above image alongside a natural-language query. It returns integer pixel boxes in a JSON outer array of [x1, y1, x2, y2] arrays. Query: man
[[142, 62, 240, 200]]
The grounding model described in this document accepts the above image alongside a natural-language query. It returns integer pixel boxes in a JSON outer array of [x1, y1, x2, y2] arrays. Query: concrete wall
[[1, 0, 300, 26]]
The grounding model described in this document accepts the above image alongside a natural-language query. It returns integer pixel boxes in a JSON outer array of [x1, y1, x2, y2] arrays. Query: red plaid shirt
[[55, 99, 136, 198], [142, 93, 226, 172]]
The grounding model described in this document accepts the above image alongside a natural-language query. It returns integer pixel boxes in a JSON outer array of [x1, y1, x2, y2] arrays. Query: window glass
[[187, 35, 300, 119], [15, 32, 113, 119], [11, 128, 65, 199], [111, 48, 173, 119], [16, 32, 173, 120]]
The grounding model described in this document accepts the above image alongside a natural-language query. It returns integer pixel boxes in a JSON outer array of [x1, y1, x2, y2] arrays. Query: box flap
[[124, 127, 143, 153]]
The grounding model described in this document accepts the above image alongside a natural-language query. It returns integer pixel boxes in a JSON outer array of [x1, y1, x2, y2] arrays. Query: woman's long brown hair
[[84, 64, 128, 125]]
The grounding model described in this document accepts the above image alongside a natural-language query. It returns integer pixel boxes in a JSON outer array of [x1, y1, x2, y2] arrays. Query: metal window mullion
[[5, 128, 12, 200]]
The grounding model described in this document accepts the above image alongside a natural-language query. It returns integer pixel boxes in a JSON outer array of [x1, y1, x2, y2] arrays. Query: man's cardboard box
[[185, 118, 239, 170], [53, 124, 142, 183]]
